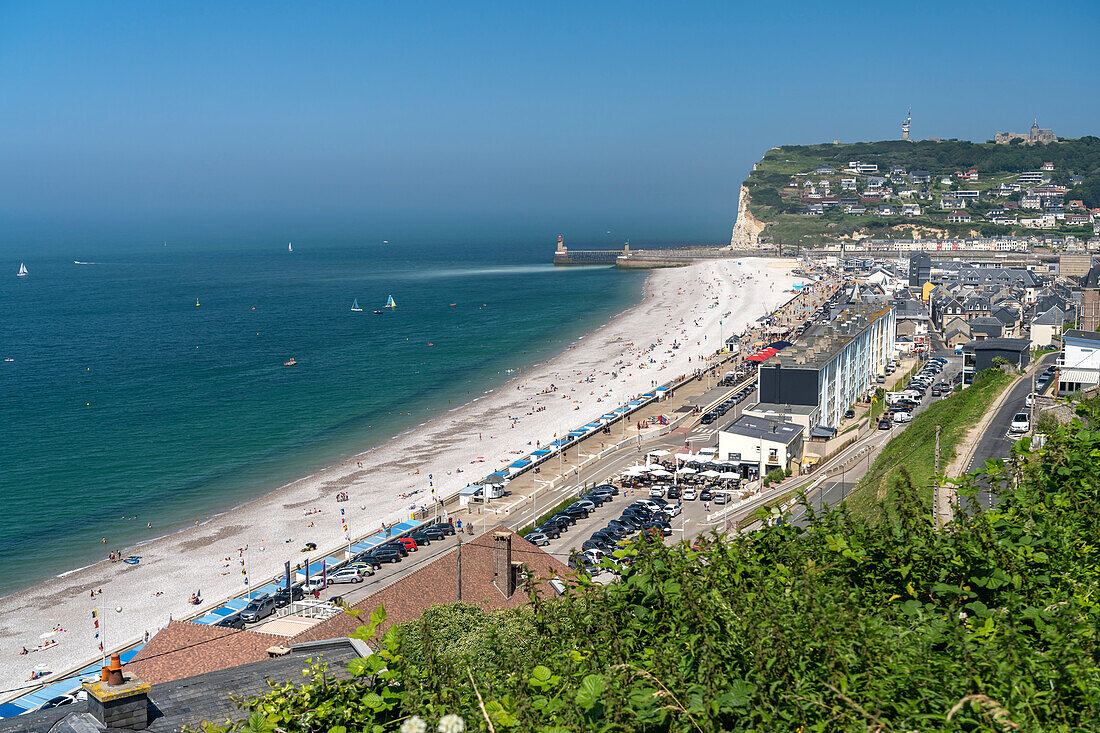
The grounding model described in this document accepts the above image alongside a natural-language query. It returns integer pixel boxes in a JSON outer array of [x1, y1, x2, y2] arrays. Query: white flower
[[437, 713, 466, 733], [400, 716, 428, 733]]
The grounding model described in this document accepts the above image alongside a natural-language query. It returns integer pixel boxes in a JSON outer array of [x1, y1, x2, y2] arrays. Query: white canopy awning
[[700, 470, 721, 478], [677, 467, 697, 475], [674, 453, 694, 462], [719, 472, 740, 479], [649, 468, 673, 477], [647, 449, 671, 457]]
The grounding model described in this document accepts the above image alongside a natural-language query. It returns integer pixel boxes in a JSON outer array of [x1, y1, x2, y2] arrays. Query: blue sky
[[1, 1, 1097, 250]]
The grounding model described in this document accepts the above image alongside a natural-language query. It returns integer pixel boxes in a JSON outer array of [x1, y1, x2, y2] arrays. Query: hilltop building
[[995, 119, 1058, 145], [902, 107, 911, 141]]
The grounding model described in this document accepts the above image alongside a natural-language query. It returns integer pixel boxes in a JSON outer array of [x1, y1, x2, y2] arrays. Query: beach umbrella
[[648, 449, 670, 457], [719, 472, 740, 479], [650, 468, 673, 477], [678, 467, 697, 475], [674, 453, 694, 462], [700, 470, 721, 478]]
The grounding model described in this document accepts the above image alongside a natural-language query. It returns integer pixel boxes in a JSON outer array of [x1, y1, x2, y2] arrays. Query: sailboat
[[288, 242, 293, 253], [384, 295, 396, 309], [17, 262, 27, 277], [351, 299, 363, 312]]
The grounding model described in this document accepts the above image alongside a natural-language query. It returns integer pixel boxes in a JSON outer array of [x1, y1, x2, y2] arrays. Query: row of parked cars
[[701, 380, 757, 425], [226, 521, 459, 627], [878, 357, 953, 430], [570, 495, 683, 576], [522, 485, 622, 547]]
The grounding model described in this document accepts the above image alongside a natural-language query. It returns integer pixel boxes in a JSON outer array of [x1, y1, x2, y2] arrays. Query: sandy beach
[[0, 257, 801, 689]]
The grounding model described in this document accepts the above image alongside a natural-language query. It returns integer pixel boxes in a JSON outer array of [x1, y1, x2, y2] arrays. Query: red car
[[395, 537, 418, 552]]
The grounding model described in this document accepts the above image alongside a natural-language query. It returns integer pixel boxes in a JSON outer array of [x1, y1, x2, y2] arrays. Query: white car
[[892, 410, 912, 423], [681, 488, 697, 501], [328, 567, 366, 584], [660, 503, 682, 518], [1010, 413, 1030, 433], [648, 485, 665, 498], [302, 578, 326, 593], [1025, 393, 1034, 408]]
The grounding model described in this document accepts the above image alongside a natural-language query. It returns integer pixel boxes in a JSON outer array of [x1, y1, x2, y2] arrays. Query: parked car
[[432, 522, 456, 536], [552, 512, 577, 525], [410, 531, 433, 546], [366, 547, 403, 564], [878, 418, 892, 430], [699, 489, 714, 502], [536, 519, 563, 537], [582, 492, 608, 506], [648, 486, 665, 498], [524, 531, 550, 546], [592, 483, 619, 495], [302, 578, 327, 593], [395, 537, 418, 552], [215, 614, 247, 629], [1010, 413, 1030, 433], [666, 486, 681, 500], [643, 521, 673, 536], [573, 499, 597, 512], [382, 542, 408, 557], [661, 503, 682, 517], [272, 585, 305, 608], [843, 408, 856, 419], [240, 595, 277, 623], [1025, 392, 1034, 408], [893, 411, 912, 423], [352, 553, 383, 570], [681, 488, 697, 501], [563, 505, 590, 519], [328, 567, 366, 584], [420, 526, 447, 541], [344, 562, 376, 576], [541, 516, 570, 532]]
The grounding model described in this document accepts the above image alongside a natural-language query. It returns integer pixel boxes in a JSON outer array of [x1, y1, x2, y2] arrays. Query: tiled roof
[[291, 526, 571, 645], [126, 620, 286, 685]]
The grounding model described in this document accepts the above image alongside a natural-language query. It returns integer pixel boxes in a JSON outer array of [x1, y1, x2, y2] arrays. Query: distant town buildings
[[995, 119, 1058, 145]]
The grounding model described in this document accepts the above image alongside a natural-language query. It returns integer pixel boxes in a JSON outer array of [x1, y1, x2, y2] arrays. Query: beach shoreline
[[0, 256, 802, 689]]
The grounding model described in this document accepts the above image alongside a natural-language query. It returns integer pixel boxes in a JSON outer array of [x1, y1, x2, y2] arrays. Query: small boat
[[288, 242, 293, 253], [384, 295, 396, 309], [351, 299, 363, 312], [372, 310, 384, 315], [195, 298, 200, 307], [17, 262, 28, 277], [3, 358, 13, 363], [284, 357, 297, 367]]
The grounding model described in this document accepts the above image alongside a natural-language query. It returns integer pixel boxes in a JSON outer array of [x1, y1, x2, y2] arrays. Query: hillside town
[[790, 151, 1098, 236]]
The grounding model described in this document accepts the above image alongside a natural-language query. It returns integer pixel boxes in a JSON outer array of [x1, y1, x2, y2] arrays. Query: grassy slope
[[848, 369, 1014, 521]]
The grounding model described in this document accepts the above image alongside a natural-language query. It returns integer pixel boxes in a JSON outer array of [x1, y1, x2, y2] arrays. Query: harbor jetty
[[553, 235, 771, 268]]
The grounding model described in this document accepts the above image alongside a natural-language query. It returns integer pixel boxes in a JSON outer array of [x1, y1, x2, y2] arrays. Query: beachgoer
[[20, 647, 27, 655]]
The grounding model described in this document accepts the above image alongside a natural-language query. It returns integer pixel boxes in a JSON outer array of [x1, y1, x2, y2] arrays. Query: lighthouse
[[902, 107, 911, 141], [556, 235, 566, 253]]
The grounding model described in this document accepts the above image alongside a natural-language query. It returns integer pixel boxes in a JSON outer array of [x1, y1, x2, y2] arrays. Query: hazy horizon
[[2, 1, 1098, 254]]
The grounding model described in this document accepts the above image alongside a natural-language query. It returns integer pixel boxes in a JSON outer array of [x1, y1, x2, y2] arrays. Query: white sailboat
[[384, 295, 396, 309], [351, 299, 363, 312], [17, 262, 28, 277], [288, 242, 293, 253]]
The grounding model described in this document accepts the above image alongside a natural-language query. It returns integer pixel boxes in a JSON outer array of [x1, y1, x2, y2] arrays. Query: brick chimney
[[84, 654, 150, 730], [492, 531, 515, 598]]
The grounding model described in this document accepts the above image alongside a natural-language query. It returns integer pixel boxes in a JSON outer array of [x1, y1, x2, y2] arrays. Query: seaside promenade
[[0, 257, 818, 696]]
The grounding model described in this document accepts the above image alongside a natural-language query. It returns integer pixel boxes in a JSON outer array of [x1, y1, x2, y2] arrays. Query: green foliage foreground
[[196, 413, 1100, 732]]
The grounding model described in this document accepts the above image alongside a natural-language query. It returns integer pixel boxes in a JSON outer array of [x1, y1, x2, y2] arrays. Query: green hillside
[[743, 136, 1100, 246]]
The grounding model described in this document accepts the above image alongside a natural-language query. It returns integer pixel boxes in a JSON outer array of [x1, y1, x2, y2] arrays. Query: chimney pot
[[107, 652, 124, 686]]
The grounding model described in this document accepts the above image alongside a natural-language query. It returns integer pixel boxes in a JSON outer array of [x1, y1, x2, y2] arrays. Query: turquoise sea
[[0, 241, 646, 595]]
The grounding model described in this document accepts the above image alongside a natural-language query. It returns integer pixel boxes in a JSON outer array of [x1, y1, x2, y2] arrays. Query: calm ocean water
[[0, 241, 645, 595]]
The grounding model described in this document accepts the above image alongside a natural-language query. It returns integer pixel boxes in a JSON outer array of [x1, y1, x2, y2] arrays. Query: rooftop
[[1064, 329, 1100, 342], [766, 304, 894, 371], [721, 415, 804, 446]]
